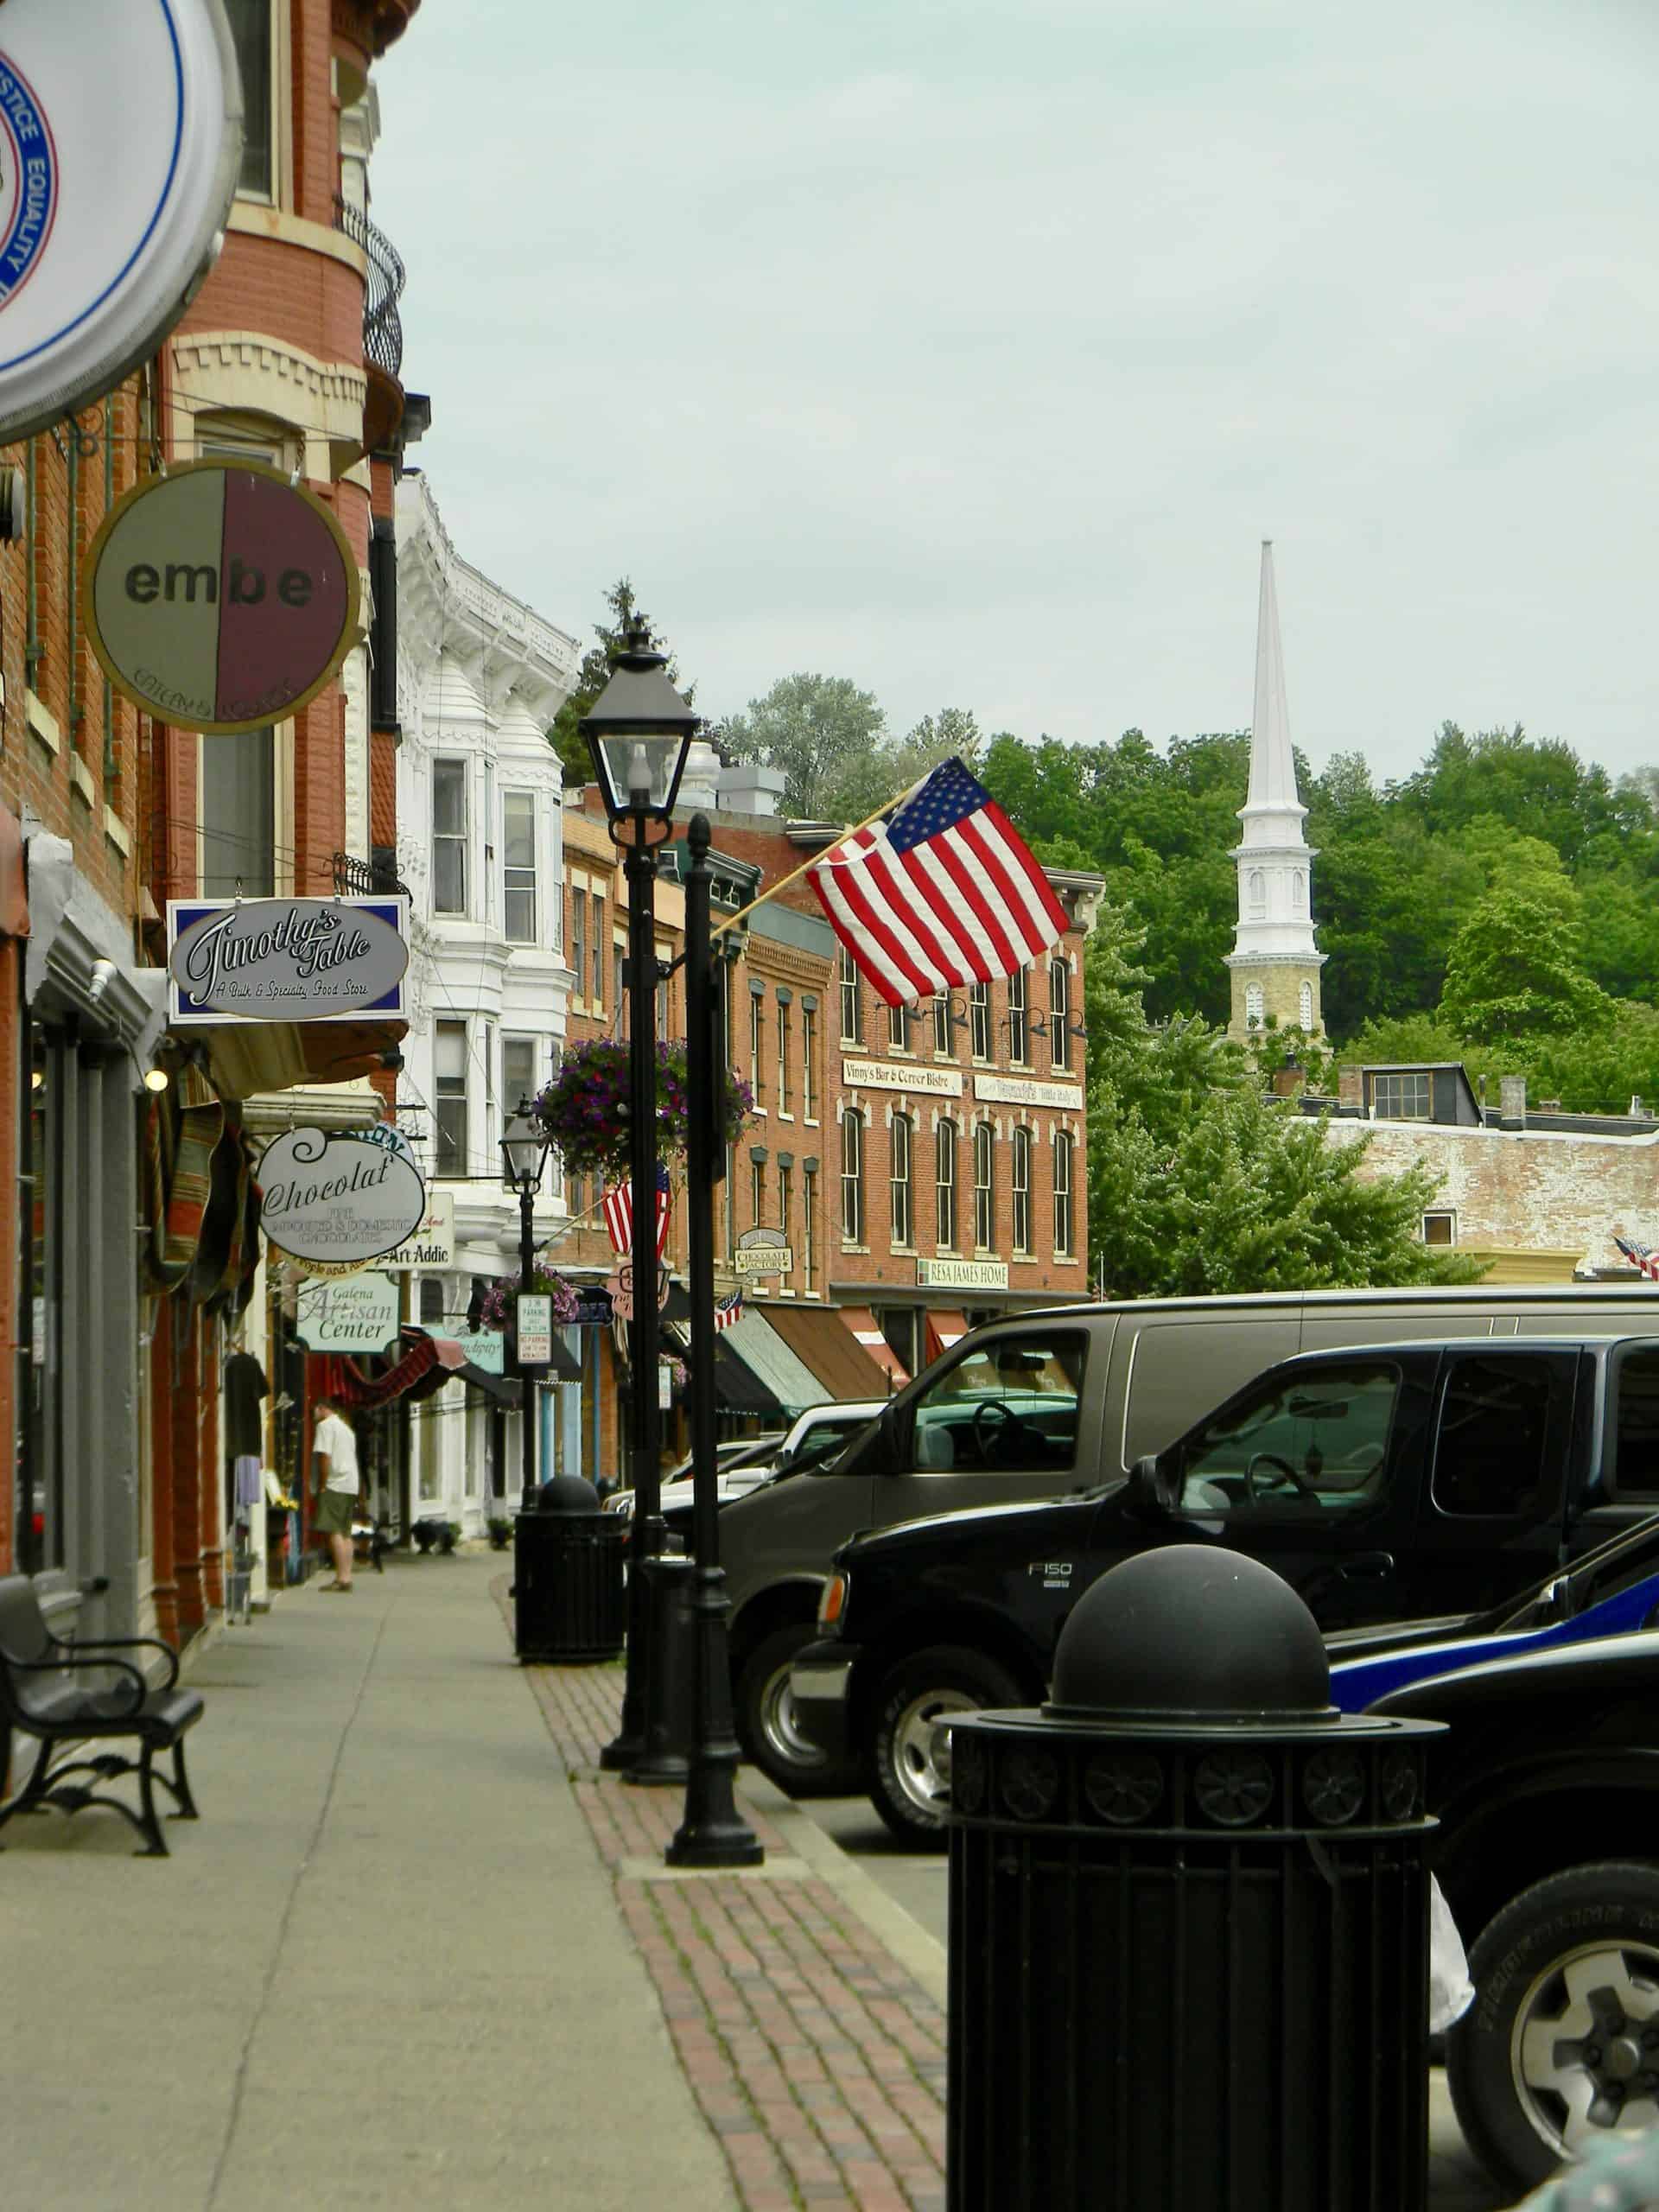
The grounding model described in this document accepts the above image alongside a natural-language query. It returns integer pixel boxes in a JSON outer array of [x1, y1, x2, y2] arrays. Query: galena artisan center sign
[[167, 895, 407, 1025], [294, 1271, 400, 1354], [259, 1124, 427, 1268], [0, 2, 241, 442], [84, 459, 361, 734]]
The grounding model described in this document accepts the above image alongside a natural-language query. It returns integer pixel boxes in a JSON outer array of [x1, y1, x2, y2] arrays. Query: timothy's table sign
[[0, 1, 241, 442], [84, 460, 360, 733], [168, 896, 407, 1024], [259, 1124, 427, 1268]]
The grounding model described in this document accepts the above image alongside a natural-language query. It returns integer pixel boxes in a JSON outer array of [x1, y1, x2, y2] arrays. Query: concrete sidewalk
[[2, 1552, 1511, 2211], [0, 1554, 729, 2212]]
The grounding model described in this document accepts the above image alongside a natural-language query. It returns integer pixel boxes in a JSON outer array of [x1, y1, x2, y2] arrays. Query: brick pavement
[[494, 1580, 949, 2212]]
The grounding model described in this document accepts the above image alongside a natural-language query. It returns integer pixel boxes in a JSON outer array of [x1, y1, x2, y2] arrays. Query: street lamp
[[499, 1097, 551, 1514], [582, 620, 698, 1775]]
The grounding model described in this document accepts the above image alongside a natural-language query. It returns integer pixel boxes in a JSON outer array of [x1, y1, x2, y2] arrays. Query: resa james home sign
[[167, 896, 407, 1025], [259, 1125, 427, 1268]]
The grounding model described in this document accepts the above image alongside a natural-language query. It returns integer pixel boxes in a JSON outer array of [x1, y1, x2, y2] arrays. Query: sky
[[370, 0, 1659, 789]]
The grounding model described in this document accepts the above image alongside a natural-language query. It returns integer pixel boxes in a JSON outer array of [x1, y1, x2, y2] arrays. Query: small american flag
[[808, 756, 1070, 1007], [1615, 1234, 1659, 1281], [714, 1288, 743, 1333], [603, 1165, 671, 1262]]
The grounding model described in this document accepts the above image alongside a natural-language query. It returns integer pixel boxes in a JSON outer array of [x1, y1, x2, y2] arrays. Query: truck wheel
[[736, 1624, 860, 1797], [1447, 1862, 1659, 2195], [870, 1647, 1025, 1849]]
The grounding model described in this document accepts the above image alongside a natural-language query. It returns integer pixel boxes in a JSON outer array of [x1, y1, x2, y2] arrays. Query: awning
[[314, 1328, 462, 1409], [197, 1015, 409, 1102], [714, 1338, 780, 1415], [840, 1306, 910, 1389], [144, 1062, 226, 1293], [924, 1309, 971, 1366], [766, 1305, 894, 1402], [716, 1309, 833, 1417]]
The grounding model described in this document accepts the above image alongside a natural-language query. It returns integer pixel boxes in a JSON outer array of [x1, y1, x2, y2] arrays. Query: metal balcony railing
[[333, 849, 410, 899], [334, 194, 405, 380]]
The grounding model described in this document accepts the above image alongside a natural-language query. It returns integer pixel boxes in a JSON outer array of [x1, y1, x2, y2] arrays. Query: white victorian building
[[394, 475, 581, 1531], [1225, 540, 1326, 1040]]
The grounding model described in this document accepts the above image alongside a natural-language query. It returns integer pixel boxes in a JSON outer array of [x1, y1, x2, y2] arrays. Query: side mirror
[[1128, 1452, 1180, 1520]]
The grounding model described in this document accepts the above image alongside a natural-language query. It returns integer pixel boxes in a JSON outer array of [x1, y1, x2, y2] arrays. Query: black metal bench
[[0, 1575, 204, 1858]]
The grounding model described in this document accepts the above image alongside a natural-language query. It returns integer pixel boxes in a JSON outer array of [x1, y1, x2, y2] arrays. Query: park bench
[[0, 1575, 203, 1858]]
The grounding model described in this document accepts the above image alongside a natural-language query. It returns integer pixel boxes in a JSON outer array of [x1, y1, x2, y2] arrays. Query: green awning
[[718, 1309, 833, 1418]]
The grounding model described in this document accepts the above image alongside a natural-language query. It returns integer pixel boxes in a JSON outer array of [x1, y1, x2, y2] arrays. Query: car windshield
[[1478, 1510, 1659, 1633]]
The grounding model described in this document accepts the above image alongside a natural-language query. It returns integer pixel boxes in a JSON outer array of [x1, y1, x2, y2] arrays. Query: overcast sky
[[371, 0, 1658, 789]]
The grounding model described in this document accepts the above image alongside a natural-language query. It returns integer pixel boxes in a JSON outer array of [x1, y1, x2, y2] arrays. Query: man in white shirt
[[310, 1393, 361, 1592]]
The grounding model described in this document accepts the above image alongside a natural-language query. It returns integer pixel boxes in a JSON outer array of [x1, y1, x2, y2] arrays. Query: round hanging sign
[[83, 460, 362, 734], [0, 0, 241, 442], [259, 1125, 428, 1269]]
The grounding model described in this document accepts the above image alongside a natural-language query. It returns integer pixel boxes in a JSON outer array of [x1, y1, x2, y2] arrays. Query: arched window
[[974, 1124, 995, 1249], [1299, 980, 1313, 1029], [890, 1114, 914, 1248], [841, 1109, 864, 1243], [1050, 957, 1071, 1072], [1245, 982, 1265, 1029], [1012, 1127, 1033, 1255], [1247, 869, 1267, 919], [936, 1121, 958, 1251], [1053, 1132, 1074, 1257]]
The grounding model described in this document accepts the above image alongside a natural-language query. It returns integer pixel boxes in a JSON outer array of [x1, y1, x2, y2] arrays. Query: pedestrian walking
[[310, 1394, 361, 1592]]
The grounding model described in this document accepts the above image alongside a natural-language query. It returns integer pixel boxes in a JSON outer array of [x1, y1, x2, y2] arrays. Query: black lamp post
[[500, 1098, 551, 1513], [668, 814, 763, 1866], [582, 620, 697, 1774]]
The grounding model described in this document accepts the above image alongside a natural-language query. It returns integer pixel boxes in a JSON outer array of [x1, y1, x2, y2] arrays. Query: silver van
[[720, 1284, 1659, 1789]]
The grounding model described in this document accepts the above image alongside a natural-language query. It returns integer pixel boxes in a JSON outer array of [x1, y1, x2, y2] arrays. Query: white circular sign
[[0, 0, 241, 442], [259, 1125, 428, 1268]]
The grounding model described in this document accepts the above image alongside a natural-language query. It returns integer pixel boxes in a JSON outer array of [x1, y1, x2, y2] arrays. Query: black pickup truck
[[791, 1333, 1659, 1844]]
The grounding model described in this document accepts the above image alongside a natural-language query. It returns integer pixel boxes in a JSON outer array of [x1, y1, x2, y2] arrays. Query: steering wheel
[[971, 1400, 1024, 1465], [1245, 1451, 1318, 1504]]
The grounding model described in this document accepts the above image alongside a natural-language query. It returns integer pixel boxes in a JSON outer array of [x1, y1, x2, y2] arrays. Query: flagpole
[[710, 775, 925, 939]]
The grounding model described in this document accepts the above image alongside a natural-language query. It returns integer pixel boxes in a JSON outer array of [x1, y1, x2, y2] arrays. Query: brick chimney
[[1499, 1075, 1528, 1123], [1337, 1065, 1363, 1112]]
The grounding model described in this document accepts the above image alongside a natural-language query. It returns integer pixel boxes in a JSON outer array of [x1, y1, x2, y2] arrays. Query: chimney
[[1500, 1075, 1528, 1124], [716, 762, 788, 817], [1270, 1065, 1302, 1098], [1337, 1065, 1363, 1112], [677, 738, 721, 812]]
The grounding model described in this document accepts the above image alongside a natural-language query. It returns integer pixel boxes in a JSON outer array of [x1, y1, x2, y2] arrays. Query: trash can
[[945, 1546, 1443, 2212], [512, 1474, 627, 1664]]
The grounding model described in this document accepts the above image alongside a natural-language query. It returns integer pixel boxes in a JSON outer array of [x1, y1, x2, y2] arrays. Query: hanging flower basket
[[477, 1266, 580, 1332], [532, 1039, 753, 1185]]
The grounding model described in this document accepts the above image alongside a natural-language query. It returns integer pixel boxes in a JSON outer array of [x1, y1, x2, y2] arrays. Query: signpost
[[516, 1293, 553, 1368], [83, 460, 361, 733], [0, 1, 242, 443], [294, 1272, 400, 1354], [167, 896, 407, 1024], [258, 1124, 427, 1268]]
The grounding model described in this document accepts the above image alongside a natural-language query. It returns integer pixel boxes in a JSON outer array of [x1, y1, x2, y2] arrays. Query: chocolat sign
[[168, 896, 407, 1025], [0, 3, 241, 443], [259, 1124, 427, 1268], [83, 461, 361, 734]]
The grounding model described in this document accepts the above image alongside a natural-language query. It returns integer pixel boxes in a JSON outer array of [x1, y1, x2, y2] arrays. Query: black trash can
[[945, 1546, 1442, 2212], [512, 1475, 627, 1664]]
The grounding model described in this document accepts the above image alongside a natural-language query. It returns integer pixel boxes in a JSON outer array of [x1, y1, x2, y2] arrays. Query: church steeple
[[1225, 542, 1325, 1040]]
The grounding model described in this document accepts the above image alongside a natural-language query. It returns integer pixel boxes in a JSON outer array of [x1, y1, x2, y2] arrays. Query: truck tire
[[1447, 1861, 1659, 2195], [736, 1623, 860, 1797], [869, 1646, 1025, 1849]]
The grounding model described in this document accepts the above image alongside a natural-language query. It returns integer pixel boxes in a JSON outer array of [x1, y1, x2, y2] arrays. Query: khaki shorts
[[313, 1488, 356, 1538]]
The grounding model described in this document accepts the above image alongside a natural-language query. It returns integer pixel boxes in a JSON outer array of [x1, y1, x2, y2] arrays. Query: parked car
[[604, 1432, 785, 1516], [700, 1285, 1659, 1794], [789, 1332, 1659, 1839]]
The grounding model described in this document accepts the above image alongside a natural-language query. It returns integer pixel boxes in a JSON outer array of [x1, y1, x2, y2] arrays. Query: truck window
[[1430, 1354, 1556, 1518], [1120, 1319, 1300, 1471], [1611, 1346, 1659, 1498], [909, 1332, 1086, 1474], [1175, 1363, 1398, 1514]]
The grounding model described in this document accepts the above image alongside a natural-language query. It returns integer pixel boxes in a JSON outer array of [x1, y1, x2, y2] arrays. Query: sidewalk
[[1, 1554, 1509, 2210]]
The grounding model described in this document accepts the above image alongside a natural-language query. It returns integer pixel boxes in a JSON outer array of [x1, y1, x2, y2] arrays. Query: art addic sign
[[168, 896, 407, 1025], [259, 1124, 427, 1268], [0, 3, 241, 442], [84, 461, 361, 734]]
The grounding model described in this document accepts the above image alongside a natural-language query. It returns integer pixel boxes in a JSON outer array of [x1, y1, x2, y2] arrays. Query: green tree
[[722, 673, 887, 818], [1438, 886, 1613, 1043], [549, 579, 695, 787], [817, 705, 983, 821]]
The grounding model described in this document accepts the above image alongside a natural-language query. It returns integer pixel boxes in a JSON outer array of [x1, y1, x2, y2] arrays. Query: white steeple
[[1225, 542, 1325, 1038]]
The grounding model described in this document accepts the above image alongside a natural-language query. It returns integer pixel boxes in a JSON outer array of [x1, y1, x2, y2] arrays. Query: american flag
[[1615, 1234, 1659, 1281], [714, 1288, 743, 1333], [808, 756, 1070, 1007], [603, 1165, 671, 1261]]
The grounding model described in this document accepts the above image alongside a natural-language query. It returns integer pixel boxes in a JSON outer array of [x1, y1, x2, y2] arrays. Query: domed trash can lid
[[1046, 1545, 1337, 1723], [536, 1473, 601, 1514]]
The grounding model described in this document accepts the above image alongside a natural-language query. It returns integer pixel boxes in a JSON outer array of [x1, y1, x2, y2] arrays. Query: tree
[[816, 706, 983, 822], [1438, 887, 1613, 1044], [721, 673, 887, 818], [548, 578, 694, 786]]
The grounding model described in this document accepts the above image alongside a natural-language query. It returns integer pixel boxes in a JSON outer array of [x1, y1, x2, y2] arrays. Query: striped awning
[[838, 1307, 910, 1389]]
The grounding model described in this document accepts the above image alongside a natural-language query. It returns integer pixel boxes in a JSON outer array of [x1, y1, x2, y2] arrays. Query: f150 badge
[[1028, 1561, 1072, 1588]]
